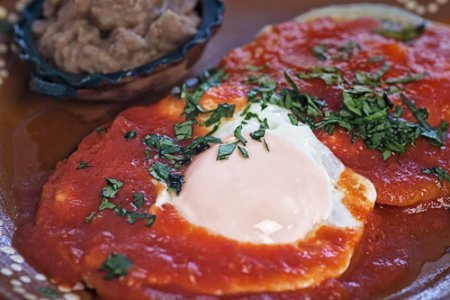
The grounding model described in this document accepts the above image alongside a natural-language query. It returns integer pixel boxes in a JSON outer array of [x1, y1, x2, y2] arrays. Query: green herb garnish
[[367, 55, 385, 63], [99, 253, 132, 280], [237, 146, 249, 159], [401, 94, 448, 147], [201, 103, 236, 128], [174, 120, 195, 140], [38, 287, 60, 299], [124, 130, 137, 140], [132, 192, 145, 209], [99, 198, 117, 211], [217, 143, 238, 160], [84, 212, 96, 224], [148, 162, 184, 195], [312, 44, 328, 61], [422, 167, 450, 184], [234, 125, 247, 145], [298, 66, 343, 85], [374, 20, 426, 42], [179, 68, 228, 121], [336, 40, 361, 60], [78, 161, 91, 169], [263, 138, 270, 152], [385, 73, 427, 85], [146, 214, 157, 227], [100, 178, 124, 199], [354, 63, 390, 87]]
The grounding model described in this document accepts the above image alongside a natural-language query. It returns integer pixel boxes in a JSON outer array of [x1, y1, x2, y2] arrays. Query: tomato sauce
[[14, 16, 450, 299], [221, 17, 450, 206]]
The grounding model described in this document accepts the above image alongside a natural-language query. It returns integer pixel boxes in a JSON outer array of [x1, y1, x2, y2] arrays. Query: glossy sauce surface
[[9, 10, 450, 300], [221, 17, 450, 206]]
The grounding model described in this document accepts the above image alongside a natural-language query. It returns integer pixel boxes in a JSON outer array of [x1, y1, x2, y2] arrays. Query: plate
[[0, 1, 449, 299]]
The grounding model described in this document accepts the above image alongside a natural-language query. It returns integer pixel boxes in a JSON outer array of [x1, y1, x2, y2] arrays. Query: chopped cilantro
[[99, 198, 116, 211], [100, 178, 124, 199], [183, 136, 221, 157], [99, 253, 132, 280], [148, 163, 184, 195], [374, 20, 426, 42], [178, 68, 228, 121], [402, 94, 448, 147], [234, 125, 247, 145], [143, 134, 181, 158], [78, 161, 91, 169], [174, 120, 195, 140], [124, 130, 137, 140], [217, 143, 238, 160], [354, 63, 390, 87], [38, 287, 60, 299], [263, 138, 270, 152], [317, 88, 426, 160], [336, 40, 361, 60], [288, 113, 299, 125], [312, 40, 361, 61], [85, 212, 96, 224], [237, 146, 249, 159], [312, 44, 328, 61], [146, 214, 157, 227], [385, 73, 427, 85], [201, 103, 236, 127], [244, 64, 268, 72], [250, 129, 266, 141], [148, 163, 171, 183], [422, 167, 450, 185], [132, 192, 145, 209], [126, 212, 151, 224], [243, 69, 446, 161], [367, 55, 385, 63], [298, 66, 343, 85]]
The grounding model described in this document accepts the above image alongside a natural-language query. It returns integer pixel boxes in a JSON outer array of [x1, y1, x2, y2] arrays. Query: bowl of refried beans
[[14, 0, 224, 101]]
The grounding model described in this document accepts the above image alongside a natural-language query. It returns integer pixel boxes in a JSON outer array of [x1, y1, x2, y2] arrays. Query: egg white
[[157, 103, 376, 244]]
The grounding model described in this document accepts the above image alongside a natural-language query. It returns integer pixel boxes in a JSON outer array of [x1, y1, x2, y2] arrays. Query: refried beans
[[32, 0, 201, 74]]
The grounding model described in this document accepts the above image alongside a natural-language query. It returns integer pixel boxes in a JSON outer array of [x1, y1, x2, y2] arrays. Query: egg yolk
[[172, 133, 332, 244]]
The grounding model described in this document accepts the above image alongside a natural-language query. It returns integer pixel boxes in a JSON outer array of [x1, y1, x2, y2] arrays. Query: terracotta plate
[[0, 0, 449, 299]]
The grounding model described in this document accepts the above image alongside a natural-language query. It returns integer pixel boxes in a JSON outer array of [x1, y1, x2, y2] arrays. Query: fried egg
[[157, 103, 376, 246]]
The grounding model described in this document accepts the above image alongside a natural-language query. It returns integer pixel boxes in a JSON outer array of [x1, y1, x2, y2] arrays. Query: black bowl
[[14, 0, 224, 101]]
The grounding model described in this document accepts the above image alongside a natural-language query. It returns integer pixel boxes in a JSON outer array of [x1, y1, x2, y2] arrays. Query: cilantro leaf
[[312, 44, 328, 61], [237, 146, 249, 159], [85, 212, 96, 224], [422, 167, 450, 184], [386, 73, 427, 85], [99, 198, 117, 211], [148, 163, 184, 194], [402, 94, 448, 147], [234, 125, 247, 145], [217, 143, 238, 160], [201, 103, 236, 127], [174, 120, 195, 140], [179, 68, 228, 120], [99, 253, 132, 280], [124, 130, 137, 140], [100, 178, 124, 199], [132, 192, 145, 209], [298, 66, 343, 85], [374, 20, 426, 42], [146, 214, 157, 227], [78, 161, 91, 169]]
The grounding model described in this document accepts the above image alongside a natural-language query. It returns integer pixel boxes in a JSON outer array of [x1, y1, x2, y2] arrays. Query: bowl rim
[[14, 0, 225, 89]]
